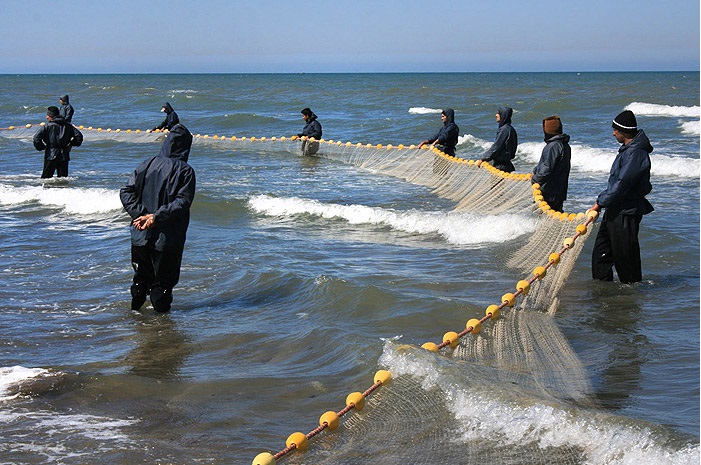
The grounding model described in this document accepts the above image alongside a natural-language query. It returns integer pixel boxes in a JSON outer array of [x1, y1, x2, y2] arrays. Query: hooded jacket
[[427, 108, 460, 157], [32, 116, 83, 162], [59, 95, 74, 123], [120, 124, 196, 253], [531, 133, 571, 212], [298, 112, 322, 139], [154, 102, 180, 131], [596, 129, 654, 216], [483, 106, 518, 172]]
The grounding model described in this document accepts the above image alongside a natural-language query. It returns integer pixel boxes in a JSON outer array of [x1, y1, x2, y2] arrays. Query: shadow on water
[[125, 310, 193, 380], [589, 282, 648, 411]]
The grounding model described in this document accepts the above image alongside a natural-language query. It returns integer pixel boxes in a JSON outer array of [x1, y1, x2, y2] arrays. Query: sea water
[[0, 72, 698, 464]]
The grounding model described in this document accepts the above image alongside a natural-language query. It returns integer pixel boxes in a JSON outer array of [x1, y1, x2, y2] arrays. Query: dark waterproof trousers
[[591, 210, 643, 284], [130, 245, 183, 312], [42, 159, 69, 178]]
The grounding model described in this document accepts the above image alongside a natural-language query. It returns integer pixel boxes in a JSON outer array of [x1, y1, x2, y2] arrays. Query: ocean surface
[[0, 72, 699, 464]]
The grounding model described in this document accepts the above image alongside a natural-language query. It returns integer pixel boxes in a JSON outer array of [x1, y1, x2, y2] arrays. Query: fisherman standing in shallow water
[[531, 115, 571, 212], [418, 108, 460, 157], [298, 108, 322, 155], [481, 106, 518, 172], [59, 95, 74, 123], [151, 102, 179, 131], [32, 106, 83, 178], [120, 123, 196, 312], [590, 110, 654, 284]]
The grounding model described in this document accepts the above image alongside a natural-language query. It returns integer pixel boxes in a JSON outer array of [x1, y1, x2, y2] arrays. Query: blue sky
[[3, 0, 699, 73]]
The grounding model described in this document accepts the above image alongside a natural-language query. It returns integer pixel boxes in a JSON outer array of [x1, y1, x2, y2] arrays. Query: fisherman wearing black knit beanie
[[591, 110, 654, 283]]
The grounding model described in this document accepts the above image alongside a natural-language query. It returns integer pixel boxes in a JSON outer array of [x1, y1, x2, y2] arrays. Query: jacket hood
[[545, 133, 570, 144], [162, 102, 174, 114], [498, 106, 513, 127], [623, 129, 653, 154], [159, 124, 193, 162], [60, 95, 69, 103], [442, 108, 455, 124]]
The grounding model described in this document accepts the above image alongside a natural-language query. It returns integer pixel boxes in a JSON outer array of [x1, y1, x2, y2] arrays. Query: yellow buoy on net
[[586, 209, 599, 221], [421, 341, 439, 352], [252, 452, 276, 465], [534, 266, 547, 279], [286, 432, 308, 451], [563, 237, 574, 249], [576, 224, 587, 235], [320, 411, 340, 430], [346, 392, 366, 411], [443, 331, 460, 348], [485, 304, 501, 319], [466, 318, 482, 334], [549, 252, 561, 265], [502, 293, 516, 307], [516, 280, 531, 294], [374, 369, 392, 385]]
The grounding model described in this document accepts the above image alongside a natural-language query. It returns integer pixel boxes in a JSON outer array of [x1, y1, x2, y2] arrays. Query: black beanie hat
[[47, 106, 59, 117], [612, 110, 637, 132]]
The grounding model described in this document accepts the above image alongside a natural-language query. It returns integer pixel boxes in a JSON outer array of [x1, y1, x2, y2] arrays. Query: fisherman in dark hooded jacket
[[482, 106, 518, 172], [33, 106, 83, 178], [531, 115, 571, 212], [590, 110, 654, 284], [298, 108, 322, 139], [152, 102, 180, 131], [120, 123, 196, 312], [59, 95, 74, 123], [418, 108, 460, 157]]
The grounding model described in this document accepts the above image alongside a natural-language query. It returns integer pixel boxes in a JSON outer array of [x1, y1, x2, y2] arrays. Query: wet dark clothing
[[483, 106, 518, 172], [32, 116, 83, 178], [591, 129, 654, 284], [531, 133, 571, 212], [426, 108, 460, 157], [120, 124, 196, 312], [298, 112, 322, 139], [154, 102, 180, 131], [59, 95, 74, 123]]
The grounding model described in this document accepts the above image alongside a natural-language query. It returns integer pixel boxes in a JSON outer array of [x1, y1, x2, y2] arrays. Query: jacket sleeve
[[596, 149, 647, 208], [33, 127, 46, 151], [426, 129, 441, 144], [71, 127, 83, 147], [531, 143, 560, 184], [119, 166, 148, 220], [153, 166, 196, 225], [310, 121, 322, 139], [483, 127, 508, 161]]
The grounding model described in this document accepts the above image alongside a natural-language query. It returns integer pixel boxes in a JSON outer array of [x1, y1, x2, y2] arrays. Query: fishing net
[[3, 125, 608, 465]]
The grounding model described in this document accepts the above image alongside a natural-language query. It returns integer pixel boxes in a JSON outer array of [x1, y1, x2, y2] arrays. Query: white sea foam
[[625, 102, 700, 118], [380, 344, 700, 465], [0, 366, 50, 401], [0, 183, 122, 214], [516, 141, 699, 178], [409, 107, 443, 115], [248, 194, 537, 245], [680, 120, 700, 136], [457, 133, 492, 150]]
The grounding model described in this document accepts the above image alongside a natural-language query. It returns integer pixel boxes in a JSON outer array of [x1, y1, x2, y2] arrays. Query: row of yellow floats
[[253, 181, 599, 465]]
